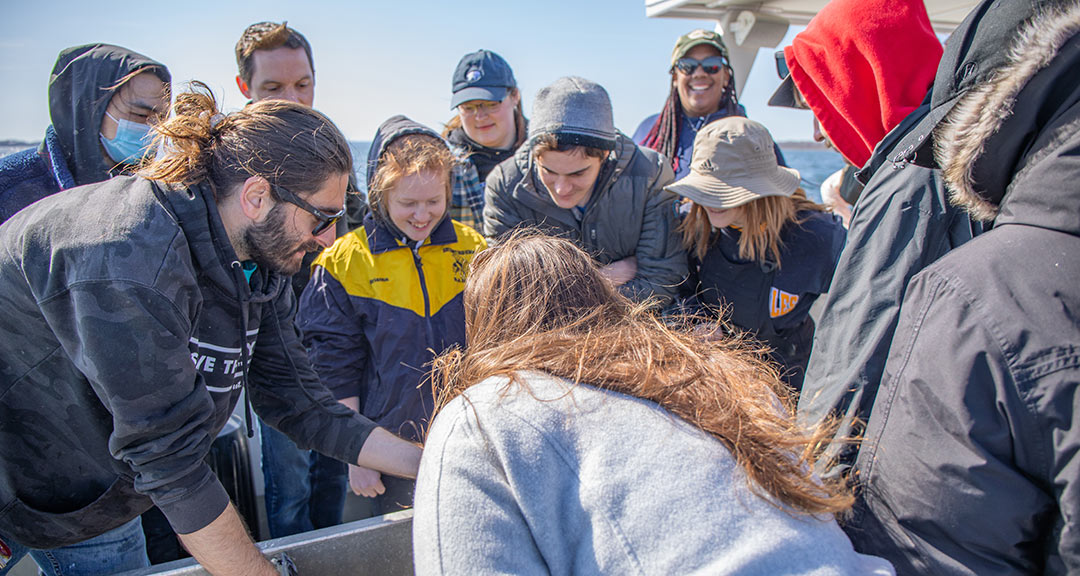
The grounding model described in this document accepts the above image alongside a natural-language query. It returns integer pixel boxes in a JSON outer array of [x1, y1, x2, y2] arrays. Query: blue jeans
[[0, 517, 149, 576], [261, 423, 348, 538]]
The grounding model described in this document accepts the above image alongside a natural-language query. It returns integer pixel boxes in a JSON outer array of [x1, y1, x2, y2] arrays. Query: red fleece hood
[[786, 0, 942, 167]]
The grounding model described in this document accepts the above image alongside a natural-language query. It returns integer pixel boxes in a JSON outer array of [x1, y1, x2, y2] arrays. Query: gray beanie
[[528, 76, 617, 151]]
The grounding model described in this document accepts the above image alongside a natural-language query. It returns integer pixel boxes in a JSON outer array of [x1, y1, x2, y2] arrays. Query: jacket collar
[[364, 211, 458, 255], [936, 2, 1080, 229]]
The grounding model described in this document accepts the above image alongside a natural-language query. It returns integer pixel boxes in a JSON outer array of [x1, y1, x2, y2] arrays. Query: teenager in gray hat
[[667, 117, 845, 394], [484, 76, 686, 306]]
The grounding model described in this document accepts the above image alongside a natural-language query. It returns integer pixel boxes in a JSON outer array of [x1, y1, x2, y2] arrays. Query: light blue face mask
[[100, 110, 153, 165]]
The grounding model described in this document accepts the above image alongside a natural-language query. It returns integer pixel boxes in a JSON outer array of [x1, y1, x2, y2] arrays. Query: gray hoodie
[[414, 371, 894, 575]]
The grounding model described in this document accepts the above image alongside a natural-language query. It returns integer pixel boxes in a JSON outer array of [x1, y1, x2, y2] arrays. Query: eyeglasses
[[271, 183, 346, 236], [674, 56, 728, 75], [457, 99, 503, 117]]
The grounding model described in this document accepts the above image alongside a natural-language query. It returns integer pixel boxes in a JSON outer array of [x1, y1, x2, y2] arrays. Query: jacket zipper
[[412, 245, 435, 350]]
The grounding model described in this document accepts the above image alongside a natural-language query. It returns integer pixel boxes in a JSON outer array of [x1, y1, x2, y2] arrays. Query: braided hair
[[640, 66, 739, 174]]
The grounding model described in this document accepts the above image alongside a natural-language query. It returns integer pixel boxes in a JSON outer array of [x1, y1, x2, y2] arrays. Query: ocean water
[[0, 141, 843, 203]]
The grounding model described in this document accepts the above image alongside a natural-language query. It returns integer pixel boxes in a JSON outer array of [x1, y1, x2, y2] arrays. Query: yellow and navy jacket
[[296, 213, 486, 442]]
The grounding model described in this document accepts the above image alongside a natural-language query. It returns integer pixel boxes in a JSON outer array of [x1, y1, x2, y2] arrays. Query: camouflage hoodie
[[0, 175, 375, 548]]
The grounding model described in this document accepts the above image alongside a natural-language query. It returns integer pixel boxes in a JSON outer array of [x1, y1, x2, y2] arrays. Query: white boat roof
[[646, 0, 979, 33]]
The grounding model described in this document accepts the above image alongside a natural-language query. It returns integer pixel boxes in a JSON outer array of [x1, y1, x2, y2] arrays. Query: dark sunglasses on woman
[[674, 56, 728, 75]]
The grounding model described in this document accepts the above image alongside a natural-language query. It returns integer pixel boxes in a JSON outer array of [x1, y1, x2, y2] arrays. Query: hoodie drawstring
[[231, 260, 256, 438]]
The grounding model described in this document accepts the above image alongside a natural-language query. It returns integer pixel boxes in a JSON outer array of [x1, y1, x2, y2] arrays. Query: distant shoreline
[[775, 141, 830, 150], [2, 139, 828, 150]]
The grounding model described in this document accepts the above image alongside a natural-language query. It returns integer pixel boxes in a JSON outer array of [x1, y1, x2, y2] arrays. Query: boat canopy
[[645, 0, 977, 95]]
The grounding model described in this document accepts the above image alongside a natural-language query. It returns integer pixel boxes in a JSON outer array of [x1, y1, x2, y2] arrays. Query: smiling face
[[458, 89, 519, 149], [244, 172, 346, 275], [702, 203, 745, 229], [241, 46, 314, 106], [535, 148, 604, 209], [386, 169, 449, 242], [674, 44, 731, 118]]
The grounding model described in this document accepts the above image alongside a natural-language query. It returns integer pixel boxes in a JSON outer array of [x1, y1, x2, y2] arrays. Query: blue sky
[[0, 0, 814, 143]]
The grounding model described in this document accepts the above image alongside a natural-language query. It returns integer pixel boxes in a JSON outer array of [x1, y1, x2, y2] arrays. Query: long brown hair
[[141, 81, 352, 201], [431, 231, 852, 516], [679, 190, 828, 265]]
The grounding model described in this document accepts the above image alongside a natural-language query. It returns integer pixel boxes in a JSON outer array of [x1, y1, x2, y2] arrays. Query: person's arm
[[620, 158, 687, 306], [177, 503, 276, 576], [40, 275, 236, 538], [854, 269, 1057, 574], [250, 271, 412, 477], [482, 162, 526, 241], [334, 395, 386, 497]]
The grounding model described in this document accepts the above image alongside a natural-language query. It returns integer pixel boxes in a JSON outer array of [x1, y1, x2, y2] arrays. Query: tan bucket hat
[[665, 117, 799, 209]]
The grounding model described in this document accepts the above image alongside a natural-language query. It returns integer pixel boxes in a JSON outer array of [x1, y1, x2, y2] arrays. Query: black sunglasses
[[674, 56, 728, 75], [271, 183, 346, 236], [775, 50, 790, 79]]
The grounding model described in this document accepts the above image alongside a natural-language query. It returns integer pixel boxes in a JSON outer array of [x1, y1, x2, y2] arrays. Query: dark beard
[[243, 204, 321, 276]]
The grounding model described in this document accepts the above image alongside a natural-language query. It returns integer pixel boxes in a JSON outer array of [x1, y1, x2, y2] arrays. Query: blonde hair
[[368, 134, 454, 213], [679, 190, 827, 265], [432, 231, 853, 516]]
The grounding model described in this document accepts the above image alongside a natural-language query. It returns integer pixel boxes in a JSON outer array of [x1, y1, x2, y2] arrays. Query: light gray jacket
[[483, 134, 686, 305], [413, 372, 894, 575]]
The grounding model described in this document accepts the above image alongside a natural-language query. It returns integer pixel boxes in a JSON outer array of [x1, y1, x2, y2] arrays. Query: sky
[[0, 0, 816, 144]]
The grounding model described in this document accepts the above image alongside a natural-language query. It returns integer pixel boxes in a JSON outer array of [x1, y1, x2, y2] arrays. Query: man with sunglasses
[[634, 30, 748, 179], [232, 20, 364, 543]]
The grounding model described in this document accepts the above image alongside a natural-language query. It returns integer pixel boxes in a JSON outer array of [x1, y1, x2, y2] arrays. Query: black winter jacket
[[850, 4, 1080, 573], [0, 176, 375, 548], [796, 0, 1058, 476]]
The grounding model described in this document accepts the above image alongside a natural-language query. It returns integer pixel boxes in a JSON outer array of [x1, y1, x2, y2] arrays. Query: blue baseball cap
[[450, 49, 516, 109]]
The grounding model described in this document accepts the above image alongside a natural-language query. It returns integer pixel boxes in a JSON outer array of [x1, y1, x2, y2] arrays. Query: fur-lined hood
[[935, 1, 1080, 229]]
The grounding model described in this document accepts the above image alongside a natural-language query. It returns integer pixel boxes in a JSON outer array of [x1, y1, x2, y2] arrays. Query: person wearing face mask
[[667, 117, 845, 395], [296, 116, 486, 516], [0, 43, 170, 224], [441, 50, 527, 230]]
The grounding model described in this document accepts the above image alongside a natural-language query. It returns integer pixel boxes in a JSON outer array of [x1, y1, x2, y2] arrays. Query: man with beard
[[0, 84, 420, 576]]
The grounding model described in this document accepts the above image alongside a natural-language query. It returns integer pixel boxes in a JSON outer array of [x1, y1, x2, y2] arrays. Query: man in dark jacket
[[0, 89, 419, 575], [782, 0, 1053, 477], [850, 4, 1080, 572], [485, 76, 685, 306], [232, 19, 358, 542], [0, 44, 170, 224]]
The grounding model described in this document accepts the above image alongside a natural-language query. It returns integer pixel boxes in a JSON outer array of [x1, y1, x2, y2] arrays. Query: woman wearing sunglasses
[[634, 29, 747, 180], [296, 115, 486, 515], [440, 49, 527, 231], [668, 117, 845, 395]]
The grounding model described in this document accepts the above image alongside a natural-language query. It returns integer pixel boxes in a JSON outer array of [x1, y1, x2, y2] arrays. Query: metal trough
[[118, 510, 413, 576]]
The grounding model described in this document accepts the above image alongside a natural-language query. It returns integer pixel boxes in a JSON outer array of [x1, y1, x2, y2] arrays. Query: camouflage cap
[[671, 29, 729, 66]]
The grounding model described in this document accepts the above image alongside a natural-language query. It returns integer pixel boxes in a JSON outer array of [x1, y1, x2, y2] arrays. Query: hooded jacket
[[798, 0, 1052, 477], [0, 176, 375, 548], [783, 0, 941, 168], [297, 116, 485, 443], [850, 4, 1080, 573], [0, 44, 170, 224], [483, 133, 685, 305]]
